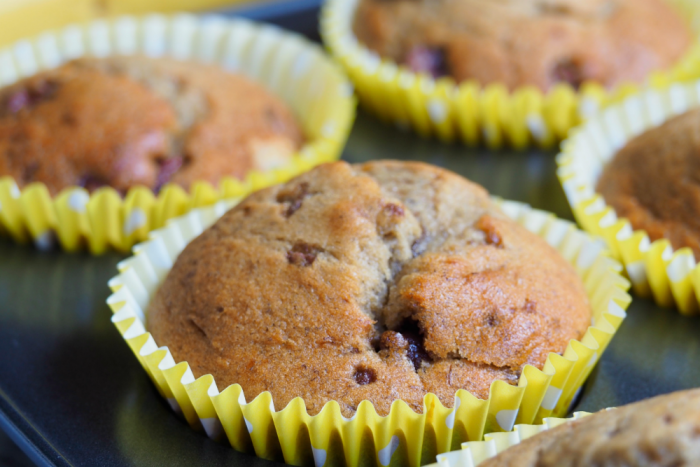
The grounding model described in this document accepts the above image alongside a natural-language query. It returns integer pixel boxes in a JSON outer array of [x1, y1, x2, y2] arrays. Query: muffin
[[479, 388, 700, 466], [353, 0, 692, 91], [0, 56, 304, 195], [597, 108, 700, 260], [148, 160, 591, 417]]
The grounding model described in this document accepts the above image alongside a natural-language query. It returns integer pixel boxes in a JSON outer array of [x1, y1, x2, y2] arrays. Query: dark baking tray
[[2, 2, 700, 466]]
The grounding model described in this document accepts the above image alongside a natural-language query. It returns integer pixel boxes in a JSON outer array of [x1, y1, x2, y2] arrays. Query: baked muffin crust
[[149, 161, 591, 416], [480, 388, 700, 467], [0, 56, 304, 195], [597, 108, 700, 260], [353, 0, 691, 90]]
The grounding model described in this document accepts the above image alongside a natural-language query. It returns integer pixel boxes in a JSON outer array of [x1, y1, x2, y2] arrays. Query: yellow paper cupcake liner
[[0, 13, 356, 254], [557, 81, 700, 314], [320, 0, 700, 150], [427, 411, 598, 467], [106, 196, 630, 467]]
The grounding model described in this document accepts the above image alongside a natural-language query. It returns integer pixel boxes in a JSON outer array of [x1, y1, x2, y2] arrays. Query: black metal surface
[[1, 2, 700, 466], [218, 0, 323, 40]]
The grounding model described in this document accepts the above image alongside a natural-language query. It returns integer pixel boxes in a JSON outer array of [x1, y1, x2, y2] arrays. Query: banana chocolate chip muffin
[[353, 0, 691, 91], [597, 108, 700, 260], [0, 56, 304, 195], [148, 161, 591, 416], [480, 388, 700, 467]]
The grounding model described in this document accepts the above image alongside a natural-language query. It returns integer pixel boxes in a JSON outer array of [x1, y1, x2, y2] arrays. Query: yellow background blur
[[0, 0, 250, 47]]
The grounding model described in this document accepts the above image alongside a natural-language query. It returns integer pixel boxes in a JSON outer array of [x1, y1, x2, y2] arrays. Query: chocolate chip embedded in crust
[[277, 182, 310, 218], [477, 216, 504, 248], [78, 174, 109, 192], [551, 59, 584, 89], [353, 366, 377, 385], [21, 162, 40, 184], [381, 320, 432, 371], [6, 90, 29, 114], [3, 79, 60, 116], [484, 231, 502, 247], [285, 200, 304, 218], [154, 156, 184, 193], [61, 112, 77, 126], [405, 46, 449, 79], [486, 312, 499, 327], [286, 242, 321, 267]]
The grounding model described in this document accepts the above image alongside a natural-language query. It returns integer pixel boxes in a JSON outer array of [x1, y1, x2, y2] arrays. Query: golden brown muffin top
[[354, 0, 691, 90], [481, 388, 700, 467], [0, 56, 304, 195], [597, 108, 700, 260], [148, 161, 591, 416]]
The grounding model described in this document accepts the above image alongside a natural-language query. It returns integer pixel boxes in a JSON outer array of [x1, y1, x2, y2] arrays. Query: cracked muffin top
[[479, 388, 700, 467], [353, 0, 691, 91], [148, 161, 591, 416], [0, 56, 304, 195], [597, 108, 700, 261]]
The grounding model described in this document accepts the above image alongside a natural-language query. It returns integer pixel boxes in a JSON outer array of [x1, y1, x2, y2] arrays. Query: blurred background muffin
[[354, 0, 692, 90], [0, 56, 304, 195], [477, 388, 700, 466], [597, 107, 700, 260]]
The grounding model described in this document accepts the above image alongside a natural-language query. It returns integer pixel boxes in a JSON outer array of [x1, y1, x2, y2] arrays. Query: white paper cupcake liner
[[106, 193, 630, 467], [557, 80, 700, 314], [427, 412, 600, 467]]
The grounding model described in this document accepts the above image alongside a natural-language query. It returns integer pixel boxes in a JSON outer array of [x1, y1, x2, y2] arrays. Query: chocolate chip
[[551, 59, 584, 89], [286, 200, 303, 218], [3, 79, 60, 115], [405, 46, 449, 79], [353, 366, 377, 385], [216, 306, 224, 313], [384, 320, 431, 371], [277, 182, 310, 218], [6, 90, 29, 114], [78, 174, 109, 192], [21, 162, 39, 183], [61, 112, 77, 126], [486, 313, 499, 327], [477, 216, 504, 248], [286, 242, 320, 267], [154, 156, 184, 192], [485, 231, 502, 247]]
